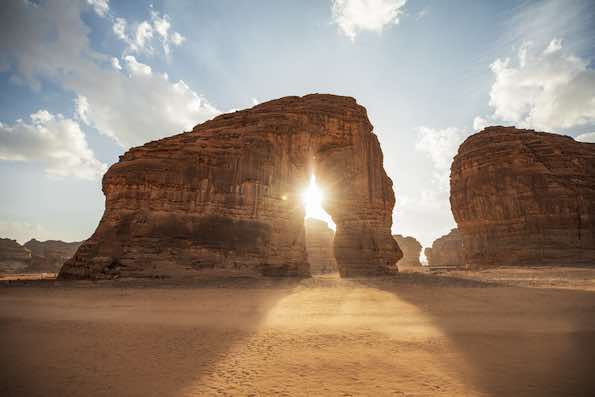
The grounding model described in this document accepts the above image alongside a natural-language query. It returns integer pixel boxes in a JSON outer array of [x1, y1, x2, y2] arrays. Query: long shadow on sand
[[356, 273, 595, 397], [0, 277, 299, 397]]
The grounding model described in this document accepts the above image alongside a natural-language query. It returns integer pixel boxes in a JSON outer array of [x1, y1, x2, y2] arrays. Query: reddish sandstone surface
[[450, 126, 595, 267], [305, 218, 337, 274], [425, 229, 464, 267], [60, 94, 401, 279], [393, 235, 422, 267]]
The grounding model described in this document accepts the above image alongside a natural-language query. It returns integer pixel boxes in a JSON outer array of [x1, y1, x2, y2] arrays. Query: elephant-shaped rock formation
[[60, 94, 401, 279]]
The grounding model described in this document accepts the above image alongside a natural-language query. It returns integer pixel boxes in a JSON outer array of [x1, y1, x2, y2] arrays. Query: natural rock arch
[[59, 94, 402, 279]]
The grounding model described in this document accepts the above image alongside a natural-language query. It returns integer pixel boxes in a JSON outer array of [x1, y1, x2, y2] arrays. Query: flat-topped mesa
[[425, 229, 464, 267], [450, 126, 595, 267], [59, 94, 401, 279], [393, 235, 422, 267]]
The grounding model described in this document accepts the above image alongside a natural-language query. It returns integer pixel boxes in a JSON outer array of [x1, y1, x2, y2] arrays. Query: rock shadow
[[355, 273, 595, 397], [0, 278, 299, 397]]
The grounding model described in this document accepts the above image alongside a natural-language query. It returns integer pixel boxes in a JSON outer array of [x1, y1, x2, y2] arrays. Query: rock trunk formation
[[305, 218, 337, 274], [424, 229, 464, 267], [60, 94, 401, 279], [450, 126, 595, 267], [393, 235, 422, 267]]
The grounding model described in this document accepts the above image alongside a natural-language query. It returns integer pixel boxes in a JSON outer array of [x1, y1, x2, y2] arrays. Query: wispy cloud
[[331, 0, 407, 40]]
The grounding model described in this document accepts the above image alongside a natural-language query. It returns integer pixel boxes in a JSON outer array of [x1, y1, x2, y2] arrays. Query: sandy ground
[[1, 270, 594, 397]]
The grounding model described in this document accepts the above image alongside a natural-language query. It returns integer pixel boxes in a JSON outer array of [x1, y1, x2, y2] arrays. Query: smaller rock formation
[[0, 238, 32, 273], [393, 235, 422, 267], [24, 239, 82, 273], [450, 126, 595, 267], [305, 218, 337, 274], [425, 229, 464, 267]]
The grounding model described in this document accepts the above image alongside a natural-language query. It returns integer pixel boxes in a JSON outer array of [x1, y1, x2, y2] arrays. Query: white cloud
[[489, 39, 595, 130], [73, 56, 219, 147], [0, 0, 218, 152], [0, 221, 52, 245], [86, 0, 109, 17], [331, 0, 407, 40], [171, 31, 185, 46], [415, 126, 465, 189], [124, 55, 152, 75], [134, 21, 154, 52], [473, 116, 489, 131], [575, 132, 595, 143], [111, 56, 122, 70], [112, 17, 127, 40], [0, 109, 107, 179], [112, 10, 186, 56]]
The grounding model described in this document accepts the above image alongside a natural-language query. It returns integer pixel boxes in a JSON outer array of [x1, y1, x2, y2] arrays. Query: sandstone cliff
[[24, 239, 82, 273], [450, 126, 595, 267], [425, 229, 464, 267], [60, 94, 401, 279], [393, 235, 422, 267], [305, 218, 337, 274], [0, 238, 32, 273]]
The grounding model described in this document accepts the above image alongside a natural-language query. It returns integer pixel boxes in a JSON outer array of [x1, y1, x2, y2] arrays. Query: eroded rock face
[[425, 229, 464, 267], [60, 94, 401, 279], [0, 238, 31, 273], [393, 235, 421, 267], [451, 127, 595, 267], [24, 239, 82, 273], [305, 218, 337, 274]]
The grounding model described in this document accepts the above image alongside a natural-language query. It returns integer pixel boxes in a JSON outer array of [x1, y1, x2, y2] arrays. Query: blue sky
[[1, 0, 594, 248]]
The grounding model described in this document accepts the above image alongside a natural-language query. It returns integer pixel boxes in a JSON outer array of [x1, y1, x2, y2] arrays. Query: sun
[[302, 175, 336, 230]]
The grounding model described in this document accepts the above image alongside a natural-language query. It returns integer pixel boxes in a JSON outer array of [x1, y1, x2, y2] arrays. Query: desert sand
[[1, 269, 594, 397]]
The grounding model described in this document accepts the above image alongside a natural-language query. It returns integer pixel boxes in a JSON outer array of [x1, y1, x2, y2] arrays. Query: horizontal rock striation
[[450, 126, 595, 267], [425, 229, 464, 267], [393, 235, 422, 267], [60, 94, 401, 279]]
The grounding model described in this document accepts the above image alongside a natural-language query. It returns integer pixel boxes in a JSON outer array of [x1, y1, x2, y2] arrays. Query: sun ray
[[302, 175, 336, 230]]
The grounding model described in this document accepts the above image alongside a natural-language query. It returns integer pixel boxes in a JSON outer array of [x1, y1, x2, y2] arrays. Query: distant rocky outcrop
[[24, 239, 82, 273], [425, 229, 464, 267], [0, 238, 32, 273], [305, 218, 337, 274], [0, 238, 81, 274], [393, 235, 422, 267], [60, 94, 401, 280], [451, 126, 595, 267]]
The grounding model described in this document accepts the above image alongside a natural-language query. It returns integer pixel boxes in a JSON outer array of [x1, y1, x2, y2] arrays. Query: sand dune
[[1, 270, 594, 396]]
